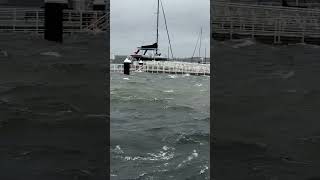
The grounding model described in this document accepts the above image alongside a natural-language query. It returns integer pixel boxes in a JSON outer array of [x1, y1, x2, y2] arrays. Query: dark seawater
[[111, 72, 210, 179], [213, 39, 320, 180], [0, 33, 107, 179]]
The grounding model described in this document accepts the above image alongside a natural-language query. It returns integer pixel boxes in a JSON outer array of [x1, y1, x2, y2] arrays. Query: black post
[[123, 59, 131, 75], [44, 1, 67, 43]]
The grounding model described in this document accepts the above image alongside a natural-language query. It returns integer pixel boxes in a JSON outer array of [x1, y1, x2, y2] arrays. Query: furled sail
[[139, 43, 158, 49]]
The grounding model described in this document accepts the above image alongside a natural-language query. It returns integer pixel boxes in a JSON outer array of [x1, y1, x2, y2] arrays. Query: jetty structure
[[212, 0, 320, 44], [111, 61, 210, 76], [0, 0, 108, 42]]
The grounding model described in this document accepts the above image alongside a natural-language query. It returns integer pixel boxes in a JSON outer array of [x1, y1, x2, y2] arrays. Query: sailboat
[[126, 0, 168, 61], [191, 27, 207, 64]]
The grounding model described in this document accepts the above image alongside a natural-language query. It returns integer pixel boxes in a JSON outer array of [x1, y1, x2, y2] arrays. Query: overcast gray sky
[[110, 0, 210, 58]]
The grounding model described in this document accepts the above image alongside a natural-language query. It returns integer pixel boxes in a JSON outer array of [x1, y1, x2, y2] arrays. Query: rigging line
[[192, 31, 200, 59], [160, 0, 174, 60]]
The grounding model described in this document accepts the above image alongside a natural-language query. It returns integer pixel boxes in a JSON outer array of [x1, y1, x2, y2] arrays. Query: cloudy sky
[[110, 0, 210, 58]]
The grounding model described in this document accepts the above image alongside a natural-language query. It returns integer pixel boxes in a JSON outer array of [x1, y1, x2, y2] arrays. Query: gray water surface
[[111, 72, 210, 179]]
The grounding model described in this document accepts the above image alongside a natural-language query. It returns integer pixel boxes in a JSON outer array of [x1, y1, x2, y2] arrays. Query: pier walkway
[[0, 8, 108, 33], [111, 61, 210, 76], [212, 2, 320, 44]]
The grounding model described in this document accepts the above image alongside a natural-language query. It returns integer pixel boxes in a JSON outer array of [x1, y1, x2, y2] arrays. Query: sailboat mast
[[156, 0, 160, 54], [199, 27, 202, 59], [205, 47, 206, 64]]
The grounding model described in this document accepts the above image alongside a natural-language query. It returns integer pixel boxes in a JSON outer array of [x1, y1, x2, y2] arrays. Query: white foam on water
[[122, 145, 175, 161], [195, 83, 203, 87], [177, 150, 199, 168], [123, 77, 129, 80], [285, 89, 297, 93], [199, 165, 209, 174], [40, 51, 61, 57], [162, 145, 169, 151], [163, 90, 174, 93], [164, 98, 174, 100], [0, 50, 8, 57], [270, 70, 295, 79], [133, 172, 149, 179], [232, 39, 255, 48], [111, 145, 124, 154], [168, 75, 177, 79], [290, 42, 320, 49], [282, 71, 295, 79]]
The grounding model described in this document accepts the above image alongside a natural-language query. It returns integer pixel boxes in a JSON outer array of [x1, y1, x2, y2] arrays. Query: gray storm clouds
[[110, 0, 210, 58]]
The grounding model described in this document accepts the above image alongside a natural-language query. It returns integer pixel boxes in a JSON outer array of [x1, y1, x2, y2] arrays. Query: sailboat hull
[[130, 54, 168, 61]]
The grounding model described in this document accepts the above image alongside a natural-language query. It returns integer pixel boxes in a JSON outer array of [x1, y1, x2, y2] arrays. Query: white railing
[[0, 8, 108, 33], [212, 2, 320, 43], [110, 62, 210, 76]]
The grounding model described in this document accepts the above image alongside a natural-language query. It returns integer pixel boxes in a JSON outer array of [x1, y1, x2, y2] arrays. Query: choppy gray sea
[[213, 39, 320, 180], [111, 72, 210, 180]]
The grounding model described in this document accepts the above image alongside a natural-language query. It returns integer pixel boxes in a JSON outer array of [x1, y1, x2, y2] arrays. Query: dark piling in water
[[123, 59, 131, 75], [44, 0, 68, 43]]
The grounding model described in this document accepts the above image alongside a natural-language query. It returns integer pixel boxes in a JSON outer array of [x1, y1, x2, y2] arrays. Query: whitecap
[[164, 98, 174, 100], [195, 83, 203, 87], [111, 145, 124, 154], [177, 150, 199, 168], [200, 165, 209, 174], [162, 145, 169, 151], [123, 77, 129, 80], [168, 75, 176, 79], [163, 90, 174, 93], [0, 50, 8, 57], [232, 39, 255, 48], [40, 51, 61, 57], [282, 71, 295, 79], [122, 146, 175, 161]]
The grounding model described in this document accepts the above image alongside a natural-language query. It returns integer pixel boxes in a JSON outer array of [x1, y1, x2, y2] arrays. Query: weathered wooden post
[[44, 0, 68, 43]]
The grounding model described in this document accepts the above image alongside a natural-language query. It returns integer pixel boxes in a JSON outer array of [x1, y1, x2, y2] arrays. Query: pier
[[111, 61, 210, 76], [212, 2, 320, 44]]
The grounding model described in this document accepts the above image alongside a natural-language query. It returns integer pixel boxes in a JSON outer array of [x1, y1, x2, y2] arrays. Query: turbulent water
[[0, 33, 107, 179], [213, 39, 320, 180], [3, 31, 320, 180], [110, 72, 210, 179]]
